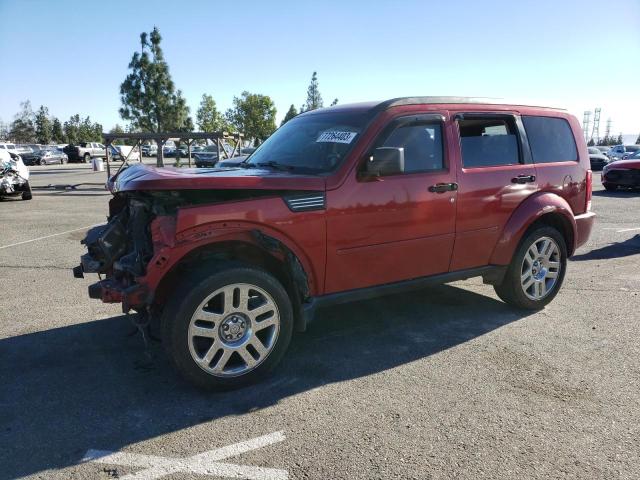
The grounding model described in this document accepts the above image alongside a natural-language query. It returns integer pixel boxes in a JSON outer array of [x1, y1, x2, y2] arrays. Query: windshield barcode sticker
[[316, 131, 358, 144]]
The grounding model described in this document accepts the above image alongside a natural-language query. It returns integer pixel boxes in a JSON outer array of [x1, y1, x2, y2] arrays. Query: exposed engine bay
[[75, 188, 299, 311]]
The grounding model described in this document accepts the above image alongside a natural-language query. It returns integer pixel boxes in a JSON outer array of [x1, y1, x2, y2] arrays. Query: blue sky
[[1, 0, 639, 135]]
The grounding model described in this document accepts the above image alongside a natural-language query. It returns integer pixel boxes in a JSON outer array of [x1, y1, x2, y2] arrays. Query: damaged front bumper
[[74, 194, 162, 312]]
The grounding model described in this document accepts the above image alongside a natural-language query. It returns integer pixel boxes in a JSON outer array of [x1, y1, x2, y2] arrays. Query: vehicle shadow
[[0, 284, 530, 478], [571, 234, 640, 261]]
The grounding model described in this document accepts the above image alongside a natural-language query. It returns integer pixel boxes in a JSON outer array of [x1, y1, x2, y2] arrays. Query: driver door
[[325, 113, 458, 294]]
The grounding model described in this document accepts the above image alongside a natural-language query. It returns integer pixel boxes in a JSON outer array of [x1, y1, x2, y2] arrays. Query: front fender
[[139, 217, 321, 298], [490, 192, 577, 265]]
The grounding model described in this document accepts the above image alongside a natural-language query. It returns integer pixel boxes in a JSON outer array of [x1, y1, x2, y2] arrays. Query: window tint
[[459, 118, 520, 167], [381, 123, 444, 172], [523, 116, 577, 163]]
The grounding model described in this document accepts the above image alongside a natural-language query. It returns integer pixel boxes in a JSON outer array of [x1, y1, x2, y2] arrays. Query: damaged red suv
[[76, 97, 595, 389]]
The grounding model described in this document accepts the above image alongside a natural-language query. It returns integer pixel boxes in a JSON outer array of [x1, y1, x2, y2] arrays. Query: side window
[[458, 117, 521, 167], [522, 116, 577, 163], [380, 122, 444, 173]]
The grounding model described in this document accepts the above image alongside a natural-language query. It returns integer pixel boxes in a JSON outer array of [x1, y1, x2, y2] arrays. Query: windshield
[[588, 147, 600, 154], [626, 145, 639, 152], [244, 111, 372, 174]]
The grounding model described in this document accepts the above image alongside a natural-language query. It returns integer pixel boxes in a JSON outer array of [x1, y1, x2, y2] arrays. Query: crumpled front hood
[[109, 163, 325, 193]]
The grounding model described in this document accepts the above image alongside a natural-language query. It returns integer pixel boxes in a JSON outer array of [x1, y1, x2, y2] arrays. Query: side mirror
[[366, 147, 404, 176]]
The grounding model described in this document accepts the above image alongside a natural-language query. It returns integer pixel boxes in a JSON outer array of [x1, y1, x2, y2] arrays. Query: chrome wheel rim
[[521, 236, 561, 301], [188, 283, 280, 377]]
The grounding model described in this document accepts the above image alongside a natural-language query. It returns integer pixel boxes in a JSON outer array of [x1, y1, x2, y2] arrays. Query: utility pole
[[605, 118, 612, 143], [582, 111, 592, 142], [591, 107, 601, 143]]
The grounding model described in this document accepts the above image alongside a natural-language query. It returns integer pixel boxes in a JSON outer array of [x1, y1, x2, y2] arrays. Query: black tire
[[494, 226, 567, 310], [161, 264, 294, 390], [83, 153, 90, 163], [39, 159, 46, 166], [22, 181, 32, 200], [603, 183, 616, 192]]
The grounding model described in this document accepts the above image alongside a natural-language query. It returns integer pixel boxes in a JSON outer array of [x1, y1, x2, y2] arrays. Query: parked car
[[0, 149, 31, 200], [216, 155, 249, 168], [76, 97, 595, 390], [587, 146, 609, 170], [109, 145, 141, 162], [602, 150, 640, 191], [0, 143, 19, 155], [193, 145, 219, 167], [607, 144, 640, 161], [22, 147, 68, 165], [595, 145, 611, 156], [193, 144, 237, 167], [141, 143, 158, 156], [63, 142, 106, 163]]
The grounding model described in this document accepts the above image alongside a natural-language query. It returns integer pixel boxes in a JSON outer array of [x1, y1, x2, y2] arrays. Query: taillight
[[586, 169, 593, 212]]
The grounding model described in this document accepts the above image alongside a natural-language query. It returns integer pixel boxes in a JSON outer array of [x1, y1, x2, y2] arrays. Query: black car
[[22, 147, 68, 166], [588, 147, 609, 170]]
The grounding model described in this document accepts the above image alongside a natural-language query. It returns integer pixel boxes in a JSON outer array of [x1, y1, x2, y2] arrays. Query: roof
[[302, 97, 566, 116]]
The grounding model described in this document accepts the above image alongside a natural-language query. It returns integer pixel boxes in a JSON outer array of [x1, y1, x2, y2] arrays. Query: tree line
[[118, 28, 338, 146], [0, 101, 103, 145]]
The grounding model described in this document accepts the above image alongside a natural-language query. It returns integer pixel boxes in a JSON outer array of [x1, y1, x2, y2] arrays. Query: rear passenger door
[[450, 113, 537, 271]]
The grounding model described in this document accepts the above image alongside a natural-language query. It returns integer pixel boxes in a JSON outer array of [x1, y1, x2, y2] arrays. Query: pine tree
[[34, 105, 53, 144], [636, 133, 639, 145], [281, 105, 298, 126], [119, 27, 190, 132], [51, 118, 64, 143], [587, 138, 595, 146], [304, 71, 323, 111], [330, 98, 339, 106]]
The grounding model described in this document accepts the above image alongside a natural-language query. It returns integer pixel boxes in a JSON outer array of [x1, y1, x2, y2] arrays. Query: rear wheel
[[162, 265, 294, 390], [83, 153, 90, 163], [494, 226, 567, 310], [603, 183, 616, 192], [39, 159, 46, 166]]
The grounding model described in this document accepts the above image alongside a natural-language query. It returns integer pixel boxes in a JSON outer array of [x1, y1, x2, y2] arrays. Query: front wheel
[[83, 153, 90, 163], [494, 226, 567, 310], [162, 265, 294, 390], [603, 183, 616, 192], [22, 181, 32, 200]]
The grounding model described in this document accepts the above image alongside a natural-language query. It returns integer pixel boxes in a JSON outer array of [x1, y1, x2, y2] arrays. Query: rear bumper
[[574, 211, 596, 251]]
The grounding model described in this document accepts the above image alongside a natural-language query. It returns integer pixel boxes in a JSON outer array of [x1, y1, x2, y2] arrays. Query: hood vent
[[283, 193, 326, 212]]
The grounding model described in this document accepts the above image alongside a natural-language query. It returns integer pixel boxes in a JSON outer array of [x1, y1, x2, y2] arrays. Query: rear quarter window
[[523, 116, 578, 163]]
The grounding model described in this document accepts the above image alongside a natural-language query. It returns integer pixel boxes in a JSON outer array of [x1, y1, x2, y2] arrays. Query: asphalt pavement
[[0, 163, 638, 479]]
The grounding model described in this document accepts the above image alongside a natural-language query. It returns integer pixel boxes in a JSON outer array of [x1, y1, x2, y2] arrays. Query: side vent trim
[[283, 193, 326, 212]]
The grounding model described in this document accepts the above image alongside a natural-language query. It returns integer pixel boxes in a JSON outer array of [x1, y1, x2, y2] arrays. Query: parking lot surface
[[1, 162, 639, 479]]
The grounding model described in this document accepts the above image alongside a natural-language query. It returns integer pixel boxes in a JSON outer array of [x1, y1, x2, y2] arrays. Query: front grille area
[[283, 193, 326, 212], [605, 169, 640, 185]]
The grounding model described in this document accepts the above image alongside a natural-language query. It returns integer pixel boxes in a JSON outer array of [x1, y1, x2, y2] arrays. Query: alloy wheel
[[188, 283, 280, 377], [520, 236, 561, 301]]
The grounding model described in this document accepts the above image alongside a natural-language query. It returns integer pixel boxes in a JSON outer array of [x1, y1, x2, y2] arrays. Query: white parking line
[[0, 224, 100, 250], [616, 227, 640, 233], [83, 430, 288, 480]]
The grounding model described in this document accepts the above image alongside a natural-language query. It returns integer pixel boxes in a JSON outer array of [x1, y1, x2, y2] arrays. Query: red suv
[[76, 97, 595, 389]]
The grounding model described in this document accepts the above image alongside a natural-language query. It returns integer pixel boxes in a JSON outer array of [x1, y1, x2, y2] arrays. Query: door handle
[[511, 174, 536, 184], [428, 182, 459, 193]]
